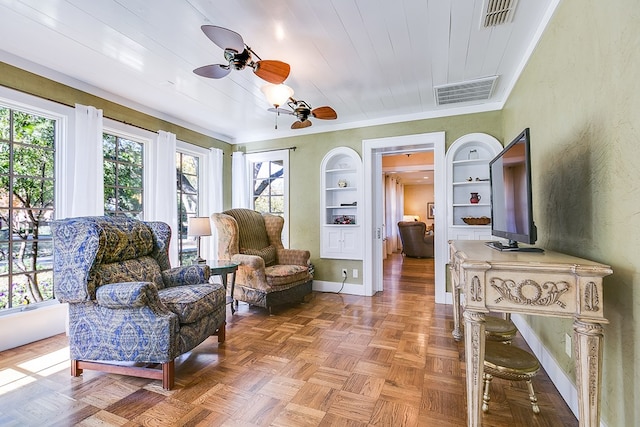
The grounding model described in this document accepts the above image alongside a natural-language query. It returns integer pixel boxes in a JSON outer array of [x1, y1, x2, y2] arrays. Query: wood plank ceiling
[[0, 0, 556, 143]]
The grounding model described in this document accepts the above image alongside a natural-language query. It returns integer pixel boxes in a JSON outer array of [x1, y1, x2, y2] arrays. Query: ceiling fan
[[193, 25, 290, 84], [269, 98, 337, 129]]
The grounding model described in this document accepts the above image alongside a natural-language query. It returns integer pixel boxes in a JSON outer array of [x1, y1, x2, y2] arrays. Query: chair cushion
[[96, 256, 165, 290], [265, 264, 310, 288], [243, 245, 277, 267], [158, 283, 226, 324]]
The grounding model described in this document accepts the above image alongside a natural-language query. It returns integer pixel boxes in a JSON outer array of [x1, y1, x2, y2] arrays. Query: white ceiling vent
[[481, 0, 519, 28], [434, 76, 499, 105]]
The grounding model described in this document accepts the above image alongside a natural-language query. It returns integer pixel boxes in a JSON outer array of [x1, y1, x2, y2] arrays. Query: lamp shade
[[187, 217, 211, 237], [261, 83, 294, 107]]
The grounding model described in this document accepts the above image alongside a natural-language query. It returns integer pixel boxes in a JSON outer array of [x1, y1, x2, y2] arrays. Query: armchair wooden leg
[[162, 361, 175, 390], [217, 322, 226, 343], [71, 360, 82, 377]]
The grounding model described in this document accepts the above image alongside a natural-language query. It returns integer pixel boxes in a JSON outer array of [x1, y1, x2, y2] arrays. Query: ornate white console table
[[448, 240, 613, 427]]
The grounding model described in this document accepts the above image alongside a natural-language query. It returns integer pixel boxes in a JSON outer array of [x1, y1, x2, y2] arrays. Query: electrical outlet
[[565, 333, 572, 357], [341, 269, 347, 279], [352, 269, 358, 278]]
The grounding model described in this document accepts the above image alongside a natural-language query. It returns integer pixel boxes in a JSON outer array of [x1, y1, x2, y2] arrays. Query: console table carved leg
[[463, 310, 486, 427], [573, 319, 604, 427], [452, 285, 463, 341]]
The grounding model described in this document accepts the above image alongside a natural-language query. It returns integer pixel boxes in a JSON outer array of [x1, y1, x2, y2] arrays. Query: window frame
[[246, 149, 290, 247], [102, 119, 154, 220], [0, 91, 67, 316], [175, 141, 209, 265]]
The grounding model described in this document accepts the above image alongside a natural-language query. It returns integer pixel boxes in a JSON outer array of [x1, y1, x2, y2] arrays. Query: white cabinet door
[[321, 226, 362, 259], [340, 227, 361, 257], [325, 228, 343, 254], [448, 227, 493, 241]]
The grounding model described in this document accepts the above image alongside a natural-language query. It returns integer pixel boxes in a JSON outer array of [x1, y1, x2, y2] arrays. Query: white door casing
[[362, 132, 447, 302]]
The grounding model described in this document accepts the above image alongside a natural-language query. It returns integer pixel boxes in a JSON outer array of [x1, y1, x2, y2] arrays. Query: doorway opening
[[382, 151, 434, 259], [362, 132, 447, 303]]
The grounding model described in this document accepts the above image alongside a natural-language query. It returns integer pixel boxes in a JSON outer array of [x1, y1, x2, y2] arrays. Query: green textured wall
[[502, 0, 640, 424], [238, 111, 503, 285]]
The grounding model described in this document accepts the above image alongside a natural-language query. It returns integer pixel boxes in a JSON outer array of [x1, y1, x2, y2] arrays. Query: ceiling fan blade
[[254, 60, 291, 84], [201, 25, 244, 52], [268, 107, 294, 115], [312, 106, 338, 120], [291, 120, 312, 129], [193, 64, 231, 79]]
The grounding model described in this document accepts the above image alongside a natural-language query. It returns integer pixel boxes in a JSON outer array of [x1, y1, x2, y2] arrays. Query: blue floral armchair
[[52, 216, 226, 390]]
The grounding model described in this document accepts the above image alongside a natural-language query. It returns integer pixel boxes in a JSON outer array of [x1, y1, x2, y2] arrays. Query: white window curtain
[[385, 175, 404, 254], [67, 104, 104, 217], [385, 175, 396, 254], [149, 130, 179, 265], [381, 172, 388, 259], [205, 147, 224, 259], [397, 180, 405, 251], [232, 151, 249, 208]]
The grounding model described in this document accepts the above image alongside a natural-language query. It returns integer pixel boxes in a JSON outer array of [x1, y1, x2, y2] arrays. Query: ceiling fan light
[[261, 83, 293, 107]]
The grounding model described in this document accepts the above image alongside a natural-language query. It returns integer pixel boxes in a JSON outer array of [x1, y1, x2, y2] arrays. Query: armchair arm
[[230, 253, 271, 291], [276, 248, 311, 266], [161, 265, 211, 287], [231, 253, 265, 270], [96, 282, 164, 309]]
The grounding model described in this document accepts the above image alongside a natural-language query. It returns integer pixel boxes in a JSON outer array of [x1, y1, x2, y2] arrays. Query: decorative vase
[[470, 192, 481, 204]]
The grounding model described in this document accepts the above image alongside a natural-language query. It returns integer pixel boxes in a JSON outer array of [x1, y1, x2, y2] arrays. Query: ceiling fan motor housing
[[291, 101, 311, 121], [224, 48, 251, 70]]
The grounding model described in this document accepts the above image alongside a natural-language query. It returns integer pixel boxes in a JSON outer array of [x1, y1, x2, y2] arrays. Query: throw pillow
[[242, 245, 277, 267]]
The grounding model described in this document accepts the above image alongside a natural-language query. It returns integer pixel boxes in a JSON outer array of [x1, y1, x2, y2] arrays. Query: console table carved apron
[[448, 240, 612, 427]]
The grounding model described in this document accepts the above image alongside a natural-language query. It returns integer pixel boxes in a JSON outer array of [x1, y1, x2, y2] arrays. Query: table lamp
[[187, 217, 211, 264]]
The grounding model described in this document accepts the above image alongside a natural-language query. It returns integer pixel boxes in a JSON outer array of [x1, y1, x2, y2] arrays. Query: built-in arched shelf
[[446, 133, 502, 241], [320, 147, 363, 259]]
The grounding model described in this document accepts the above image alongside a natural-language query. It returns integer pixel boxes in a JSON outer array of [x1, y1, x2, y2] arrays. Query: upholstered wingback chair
[[211, 209, 313, 313], [52, 216, 227, 390], [397, 221, 434, 258]]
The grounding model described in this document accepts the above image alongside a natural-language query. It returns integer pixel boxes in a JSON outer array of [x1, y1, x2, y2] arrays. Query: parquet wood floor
[[0, 254, 578, 426]]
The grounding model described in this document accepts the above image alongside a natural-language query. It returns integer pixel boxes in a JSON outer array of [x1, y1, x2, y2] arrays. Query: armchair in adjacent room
[[211, 209, 313, 313], [397, 221, 435, 258], [52, 216, 227, 390]]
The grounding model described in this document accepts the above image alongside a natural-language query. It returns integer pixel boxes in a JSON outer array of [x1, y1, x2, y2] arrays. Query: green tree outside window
[[0, 107, 56, 311], [176, 152, 199, 265], [103, 133, 144, 218]]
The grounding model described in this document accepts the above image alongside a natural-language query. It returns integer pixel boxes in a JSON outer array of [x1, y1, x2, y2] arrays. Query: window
[[252, 159, 284, 215], [247, 150, 289, 245], [176, 151, 200, 265], [103, 133, 144, 218], [0, 106, 56, 312]]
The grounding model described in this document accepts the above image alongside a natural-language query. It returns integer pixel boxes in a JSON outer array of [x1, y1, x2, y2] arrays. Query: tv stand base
[[484, 241, 544, 253]]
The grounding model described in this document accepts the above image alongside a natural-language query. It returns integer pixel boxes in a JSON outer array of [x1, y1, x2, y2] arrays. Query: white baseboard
[[511, 314, 608, 427], [312, 280, 367, 295]]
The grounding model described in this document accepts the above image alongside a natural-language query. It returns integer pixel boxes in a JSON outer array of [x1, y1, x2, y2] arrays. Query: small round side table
[[207, 260, 239, 314]]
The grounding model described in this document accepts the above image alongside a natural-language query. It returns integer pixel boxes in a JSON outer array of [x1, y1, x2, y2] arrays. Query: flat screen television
[[487, 128, 543, 252]]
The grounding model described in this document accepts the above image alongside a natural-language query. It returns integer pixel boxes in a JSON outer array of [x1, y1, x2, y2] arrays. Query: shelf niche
[[446, 133, 503, 241], [320, 147, 363, 259]]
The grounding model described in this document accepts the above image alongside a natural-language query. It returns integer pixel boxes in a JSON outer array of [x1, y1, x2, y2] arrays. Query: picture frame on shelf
[[427, 202, 435, 219]]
